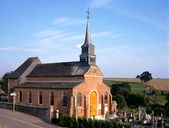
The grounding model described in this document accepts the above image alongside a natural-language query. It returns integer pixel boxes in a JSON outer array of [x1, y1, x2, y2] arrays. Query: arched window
[[50, 92, 54, 105], [63, 92, 67, 107], [28, 91, 32, 103], [104, 92, 108, 104], [77, 92, 82, 106], [38, 91, 42, 104], [19, 90, 22, 103]]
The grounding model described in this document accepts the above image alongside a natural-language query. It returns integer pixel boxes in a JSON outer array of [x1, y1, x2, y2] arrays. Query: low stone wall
[[0, 102, 13, 109], [0, 102, 50, 122]]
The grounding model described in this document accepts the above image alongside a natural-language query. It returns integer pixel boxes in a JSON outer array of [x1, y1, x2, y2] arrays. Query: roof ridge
[[35, 61, 81, 66]]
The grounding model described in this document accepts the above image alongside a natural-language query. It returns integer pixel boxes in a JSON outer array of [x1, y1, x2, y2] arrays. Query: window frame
[[77, 92, 82, 107], [19, 90, 22, 103], [50, 92, 54, 106], [62, 92, 67, 107], [104, 92, 108, 104], [38, 91, 43, 105], [28, 91, 32, 104]]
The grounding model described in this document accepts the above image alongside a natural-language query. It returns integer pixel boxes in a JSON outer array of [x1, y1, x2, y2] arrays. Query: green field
[[104, 78, 169, 91], [104, 78, 168, 105]]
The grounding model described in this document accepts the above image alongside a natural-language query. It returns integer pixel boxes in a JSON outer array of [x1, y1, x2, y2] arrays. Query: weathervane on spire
[[87, 8, 90, 19]]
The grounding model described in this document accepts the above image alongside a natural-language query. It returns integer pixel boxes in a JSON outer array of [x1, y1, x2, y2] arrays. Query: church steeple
[[80, 9, 96, 66], [84, 9, 91, 45]]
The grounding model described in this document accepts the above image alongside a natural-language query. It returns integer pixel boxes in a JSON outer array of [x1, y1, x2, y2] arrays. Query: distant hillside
[[104, 78, 169, 91]]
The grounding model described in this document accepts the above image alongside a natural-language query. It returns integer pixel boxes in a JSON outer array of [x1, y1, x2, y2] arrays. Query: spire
[[84, 8, 91, 45], [82, 8, 93, 47], [80, 8, 96, 66]]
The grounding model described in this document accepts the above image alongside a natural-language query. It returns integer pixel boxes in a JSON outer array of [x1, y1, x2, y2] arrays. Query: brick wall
[[8, 79, 19, 92], [15, 88, 72, 115], [73, 67, 112, 118]]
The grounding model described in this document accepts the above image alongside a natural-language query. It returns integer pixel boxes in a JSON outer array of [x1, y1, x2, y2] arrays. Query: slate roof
[[15, 82, 82, 89], [8, 57, 40, 79], [27, 61, 90, 77]]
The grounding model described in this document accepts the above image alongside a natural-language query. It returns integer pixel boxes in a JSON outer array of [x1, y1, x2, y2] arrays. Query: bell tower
[[80, 9, 96, 66]]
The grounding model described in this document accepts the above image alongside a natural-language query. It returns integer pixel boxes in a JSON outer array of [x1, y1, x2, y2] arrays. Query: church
[[8, 12, 117, 119]]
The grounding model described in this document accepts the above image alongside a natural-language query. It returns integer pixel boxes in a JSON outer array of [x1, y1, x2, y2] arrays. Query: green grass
[[104, 79, 146, 95], [129, 83, 145, 95], [104, 79, 167, 106]]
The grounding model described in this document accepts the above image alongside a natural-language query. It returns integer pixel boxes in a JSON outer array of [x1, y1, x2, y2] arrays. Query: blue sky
[[0, 0, 168, 78]]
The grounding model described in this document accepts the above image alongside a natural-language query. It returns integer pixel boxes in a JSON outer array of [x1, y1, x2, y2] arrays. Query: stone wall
[[0, 102, 51, 122]]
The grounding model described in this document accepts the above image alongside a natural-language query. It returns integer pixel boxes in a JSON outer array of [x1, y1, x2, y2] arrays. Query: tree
[[165, 93, 169, 117], [112, 94, 127, 110], [136, 75, 140, 79], [139, 71, 153, 82], [166, 93, 169, 102], [126, 94, 146, 108], [111, 83, 131, 98], [151, 103, 165, 116], [166, 106, 169, 117], [1, 72, 11, 93]]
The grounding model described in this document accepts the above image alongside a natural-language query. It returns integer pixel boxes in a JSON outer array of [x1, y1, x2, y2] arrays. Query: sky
[[0, 0, 168, 78]]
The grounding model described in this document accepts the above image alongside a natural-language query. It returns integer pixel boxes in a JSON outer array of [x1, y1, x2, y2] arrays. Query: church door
[[90, 91, 97, 117]]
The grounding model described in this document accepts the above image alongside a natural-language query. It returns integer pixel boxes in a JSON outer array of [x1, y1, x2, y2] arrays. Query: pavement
[[0, 108, 61, 128]]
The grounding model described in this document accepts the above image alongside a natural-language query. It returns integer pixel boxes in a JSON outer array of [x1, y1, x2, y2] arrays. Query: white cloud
[[90, 0, 112, 8], [0, 47, 19, 51], [63, 35, 84, 41], [32, 29, 123, 52], [53, 17, 85, 26], [64, 31, 122, 42], [33, 30, 64, 38], [92, 31, 123, 39], [1, 29, 122, 55], [0, 46, 44, 54]]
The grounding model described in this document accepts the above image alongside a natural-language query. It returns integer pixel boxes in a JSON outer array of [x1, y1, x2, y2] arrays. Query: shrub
[[113, 94, 127, 110], [59, 113, 66, 126], [166, 105, 169, 117], [77, 117, 84, 128], [97, 120, 104, 128], [65, 114, 70, 127], [151, 103, 165, 116], [88, 118, 93, 128], [104, 120, 111, 128], [122, 123, 131, 128], [111, 83, 131, 98], [59, 113, 70, 127], [70, 115, 78, 128], [110, 119, 118, 128], [93, 120, 100, 128], [82, 117, 88, 128], [126, 94, 146, 108], [51, 118, 59, 124]]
